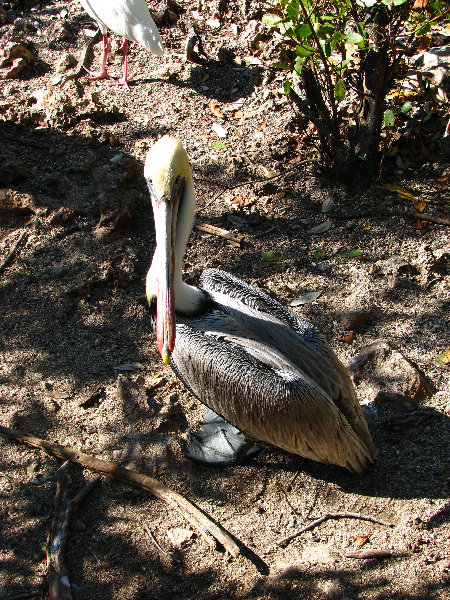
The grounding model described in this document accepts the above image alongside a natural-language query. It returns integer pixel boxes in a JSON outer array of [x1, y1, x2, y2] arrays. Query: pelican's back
[[170, 269, 377, 474]]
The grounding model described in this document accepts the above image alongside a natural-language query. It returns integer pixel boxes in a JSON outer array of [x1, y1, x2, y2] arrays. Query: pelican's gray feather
[[170, 268, 376, 474]]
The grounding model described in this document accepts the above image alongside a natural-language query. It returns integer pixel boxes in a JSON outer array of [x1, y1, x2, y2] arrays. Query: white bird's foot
[[185, 408, 260, 466], [83, 67, 112, 82], [115, 75, 131, 90]]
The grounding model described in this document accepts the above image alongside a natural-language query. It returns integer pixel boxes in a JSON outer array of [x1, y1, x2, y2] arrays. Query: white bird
[[79, 0, 164, 88], [145, 136, 377, 474]]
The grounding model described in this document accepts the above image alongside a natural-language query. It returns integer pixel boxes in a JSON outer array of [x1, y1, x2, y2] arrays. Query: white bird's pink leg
[[116, 38, 131, 89], [85, 32, 112, 81]]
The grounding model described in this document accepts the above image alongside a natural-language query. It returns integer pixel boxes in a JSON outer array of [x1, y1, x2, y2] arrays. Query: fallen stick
[[4, 592, 41, 600], [0, 230, 28, 274], [345, 549, 402, 559], [277, 512, 394, 546], [0, 425, 240, 557], [60, 29, 102, 86], [47, 468, 100, 600], [384, 206, 450, 226], [143, 525, 179, 563], [195, 223, 242, 246]]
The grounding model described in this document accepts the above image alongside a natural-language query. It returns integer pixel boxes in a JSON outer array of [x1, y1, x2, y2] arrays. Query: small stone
[[337, 308, 378, 330], [26, 457, 40, 477], [317, 580, 342, 598], [0, 159, 27, 185], [167, 527, 194, 549], [0, 42, 34, 68], [55, 52, 77, 73], [212, 123, 227, 138], [3, 57, 28, 79]]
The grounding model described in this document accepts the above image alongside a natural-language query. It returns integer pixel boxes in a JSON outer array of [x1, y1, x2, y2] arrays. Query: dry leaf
[[210, 100, 224, 120], [259, 165, 275, 178], [436, 348, 450, 365], [322, 198, 334, 213], [416, 219, 429, 230], [290, 290, 322, 307], [415, 201, 427, 213], [362, 222, 371, 230], [233, 109, 244, 119], [258, 121, 268, 131], [381, 183, 416, 201], [339, 331, 355, 344], [310, 221, 333, 234], [354, 534, 372, 547]]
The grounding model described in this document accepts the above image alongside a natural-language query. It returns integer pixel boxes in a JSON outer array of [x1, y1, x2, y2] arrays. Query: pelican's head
[[144, 136, 193, 365]]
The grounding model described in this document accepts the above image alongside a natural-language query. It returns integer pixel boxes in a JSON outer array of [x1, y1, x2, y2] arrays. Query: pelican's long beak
[[148, 182, 177, 365]]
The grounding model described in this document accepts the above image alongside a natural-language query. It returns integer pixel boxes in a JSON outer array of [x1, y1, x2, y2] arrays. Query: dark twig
[[346, 549, 405, 559], [32, 460, 70, 486], [383, 205, 450, 226], [278, 512, 395, 546], [143, 526, 179, 563], [0, 425, 240, 557], [193, 159, 314, 191], [5, 593, 41, 600], [0, 230, 28, 275], [60, 29, 102, 86], [47, 468, 100, 600]]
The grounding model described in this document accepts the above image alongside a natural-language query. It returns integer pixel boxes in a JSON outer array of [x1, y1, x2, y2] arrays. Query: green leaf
[[272, 62, 293, 70], [346, 30, 363, 45], [384, 109, 395, 128], [262, 250, 283, 262], [337, 249, 364, 258], [262, 14, 281, 27], [313, 251, 327, 260], [435, 348, 450, 365], [416, 23, 431, 35], [296, 45, 312, 58], [294, 56, 305, 75], [334, 79, 346, 102], [211, 141, 227, 150], [284, 79, 291, 95], [401, 101, 412, 114], [295, 23, 313, 38], [286, 2, 299, 20]]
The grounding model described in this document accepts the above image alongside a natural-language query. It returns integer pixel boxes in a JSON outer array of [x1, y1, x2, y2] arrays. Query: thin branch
[[384, 207, 450, 226], [0, 425, 240, 557], [47, 468, 100, 600], [143, 526, 179, 563], [0, 230, 28, 275], [277, 511, 394, 546], [4, 593, 41, 600], [193, 159, 313, 191], [298, 0, 338, 128], [346, 549, 405, 559], [60, 29, 102, 86]]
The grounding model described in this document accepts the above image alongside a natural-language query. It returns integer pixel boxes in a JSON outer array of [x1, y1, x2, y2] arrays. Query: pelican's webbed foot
[[185, 408, 259, 466]]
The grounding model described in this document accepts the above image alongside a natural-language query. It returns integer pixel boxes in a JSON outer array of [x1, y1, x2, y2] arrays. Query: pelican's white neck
[[145, 136, 204, 316]]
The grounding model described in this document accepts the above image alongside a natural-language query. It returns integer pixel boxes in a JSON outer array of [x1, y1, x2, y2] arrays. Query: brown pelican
[[79, 0, 164, 88], [145, 136, 377, 474]]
